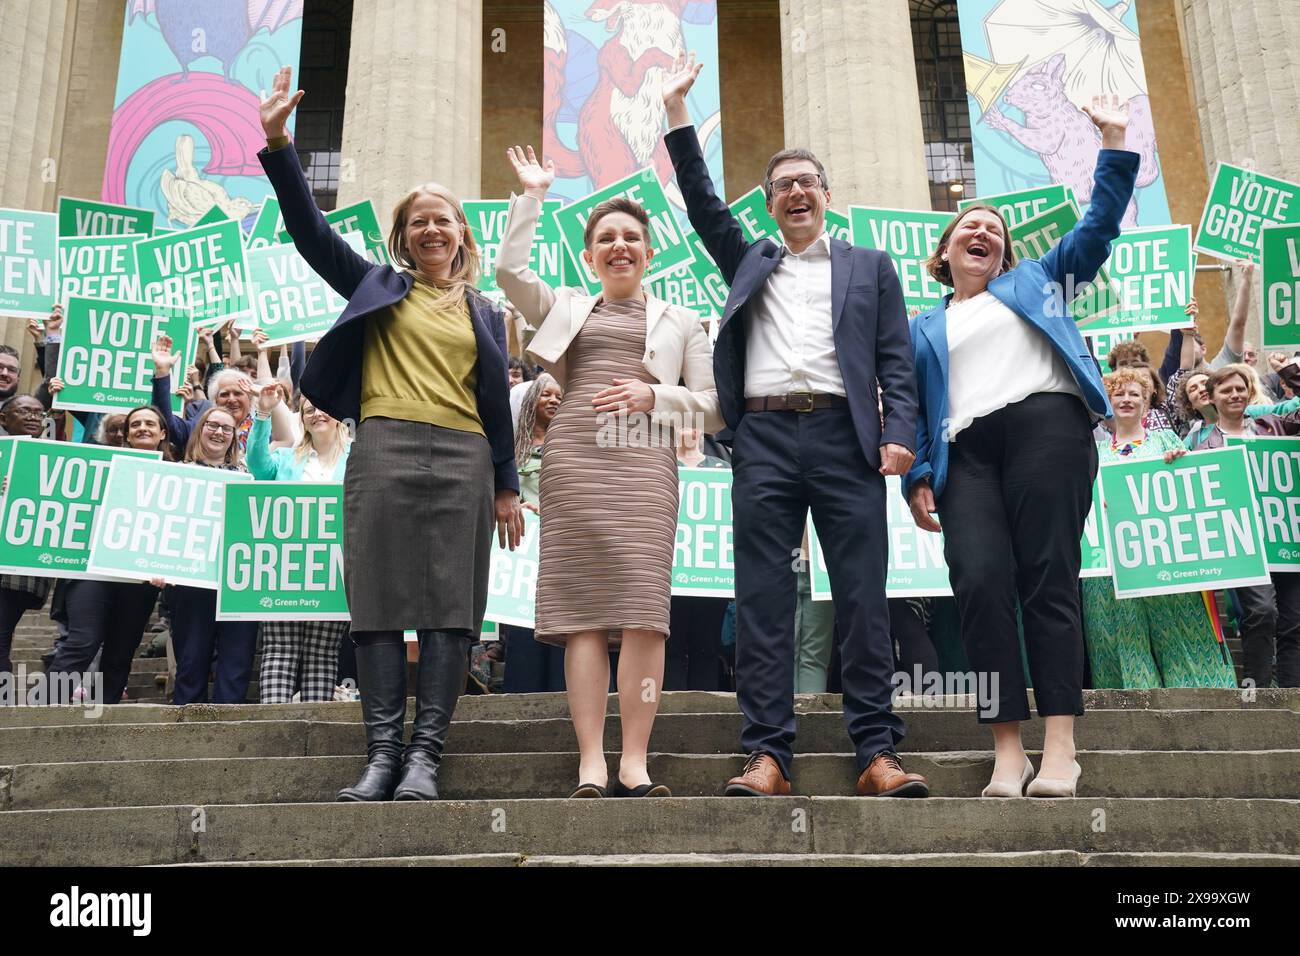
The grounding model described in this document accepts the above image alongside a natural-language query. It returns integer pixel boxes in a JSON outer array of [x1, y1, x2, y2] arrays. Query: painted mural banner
[[58, 234, 144, 303], [57, 197, 154, 237], [1261, 223, 1300, 349], [483, 509, 540, 629], [959, 184, 1074, 230], [1226, 437, 1300, 572], [134, 219, 252, 326], [849, 206, 953, 316], [672, 466, 734, 596], [466, 198, 567, 295], [0, 440, 161, 579], [247, 231, 364, 345], [0, 208, 58, 320], [1076, 224, 1194, 335], [218, 482, 349, 620], [103, 2, 302, 229], [1098, 446, 1270, 598], [1194, 163, 1300, 263], [278, 199, 389, 266]]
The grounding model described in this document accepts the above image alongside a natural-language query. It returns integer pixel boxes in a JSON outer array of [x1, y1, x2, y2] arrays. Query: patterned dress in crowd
[[535, 298, 677, 646], [1081, 429, 1237, 688]]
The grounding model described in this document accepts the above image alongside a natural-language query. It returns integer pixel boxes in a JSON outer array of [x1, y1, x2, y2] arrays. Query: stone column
[[779, 0, 929, 210], [338, 0, 483, 231]]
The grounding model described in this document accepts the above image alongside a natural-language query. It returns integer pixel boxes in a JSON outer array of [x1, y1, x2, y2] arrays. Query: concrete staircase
[[3, 621, 1298, 866]]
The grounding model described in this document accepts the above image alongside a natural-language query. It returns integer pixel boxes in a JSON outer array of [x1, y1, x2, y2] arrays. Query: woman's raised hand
[[260, 65, 304, 139], [255, 381, 281, 415], [150, 333, 179, 379], [1083, 94, 1128, 149], [507, 146, 555, 198], [662, 52, 703, 105]]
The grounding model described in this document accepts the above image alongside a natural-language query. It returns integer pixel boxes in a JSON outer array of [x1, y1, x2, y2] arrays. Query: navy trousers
[[51, 579, 159, 704], [169, 585, 259, 705], [731, 407, 903, 776]]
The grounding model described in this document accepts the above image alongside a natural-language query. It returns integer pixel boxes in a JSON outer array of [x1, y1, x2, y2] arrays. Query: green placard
[[134, 220, 252, 327], [218, 481, 349, 620], [0, 207, 58, 320], [849, 206, 952, 316], [483, 509, 539, 628], [0, 440, 161, 579], [823, 209, 851, 243], [280, 199, 389, 266], [53, 296, 191, 415], [194, 205, 231, 227], [1009, 200, 1119, 322], [57, 234, 143, 302], [1099, 446, 1270, 598], [671, 466, 734, 596], [1090, 330, 1135, 368], [466, 198, 566, 294], [57, 197, 154, 238], [552, 169, 694, 292], [1195, 162, 1300, 263], [0, 436, 15, 483], [1077, 225, 1194, 336], [1080, 471, 1111, 579], [648, 229, 729, 322], [245, 198, 284, 250], [88, 458, 253, 588], [959, 184, 1074, 230], [1262, 223, 1300, 349], [1226, 436, 1300, 572], [729, 186, 779, 243], [247, 231, 363, 345]]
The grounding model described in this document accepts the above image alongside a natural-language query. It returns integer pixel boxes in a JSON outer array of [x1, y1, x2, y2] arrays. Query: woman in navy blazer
[[904, 97, 1138, 799], [257, 67, 523, 803]]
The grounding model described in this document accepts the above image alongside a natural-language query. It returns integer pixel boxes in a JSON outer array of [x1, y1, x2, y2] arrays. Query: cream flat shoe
[[980, 756, 1035, 798], [1026, 759, 1082, 798]]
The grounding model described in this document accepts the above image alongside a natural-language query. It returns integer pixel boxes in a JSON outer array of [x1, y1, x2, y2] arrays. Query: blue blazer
[[904, 148, 1140, 502], [257, 146, 519, 494], [664, 126, 917, 466]]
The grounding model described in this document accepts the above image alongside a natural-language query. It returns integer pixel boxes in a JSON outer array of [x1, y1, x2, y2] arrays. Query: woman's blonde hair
[[293, 399, 352, 465], [388, 184, 480, 302], [184, 406, 242, 468]]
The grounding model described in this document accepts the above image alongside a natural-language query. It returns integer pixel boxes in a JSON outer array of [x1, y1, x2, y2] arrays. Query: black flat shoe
[[611, 780, 672, 798], [569, 783, 607, 798]]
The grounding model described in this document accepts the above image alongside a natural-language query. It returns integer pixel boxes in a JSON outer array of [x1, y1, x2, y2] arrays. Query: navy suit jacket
[[664, 127, 917, 468], [257, 146, 519, 493]]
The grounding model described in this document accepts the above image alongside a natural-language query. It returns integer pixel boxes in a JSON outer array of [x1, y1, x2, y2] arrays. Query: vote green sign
[[1226, 437, 1300, 571], [245, 199, 283, 250], [484, 509, 539, 628], [1195, 163, 1300, 263], [466, 198, 566, 294], [88, 458, 253, 587], [1099, 446, 1270, 598], [849, 206, 951, 316], [553, 169, 694, 292], [1090, 331, 1135, 369], [672, 467, 734, 595], [0, 440, 161, 579], [0, 436, 15, 483], [1080, 471, 1110, 579], [824, 209, 851, 243], [730, 186, 779, 242], [280, 199, 389, 266], [54, 296, 191, 415], [959, 185, 1074, 230], [247, 231, 364, 345], [1077, 225, 1194, 336], [218, 482, 349, 620], [649, 229, 729, 322], [0, 208, 58, 320], [1262, 223, 1300, 348], [57, 197, 154, 237], [1010, 200, 1118, 322], [134, 220, 252, 327], [58, 234, 143, 302]]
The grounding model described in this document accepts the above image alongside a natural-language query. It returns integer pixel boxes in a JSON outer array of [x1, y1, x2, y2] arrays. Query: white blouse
[[944, 291, 1083, 440]]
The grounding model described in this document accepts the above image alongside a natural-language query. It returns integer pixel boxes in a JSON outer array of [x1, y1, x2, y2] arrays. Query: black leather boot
[[393, 630, 467, 801], [337, 639, 407, 802]]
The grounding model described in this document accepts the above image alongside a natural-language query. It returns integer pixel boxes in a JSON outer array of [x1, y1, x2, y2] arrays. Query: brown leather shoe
[[724, 752, 791, 796], [856, 751, 930, 797]]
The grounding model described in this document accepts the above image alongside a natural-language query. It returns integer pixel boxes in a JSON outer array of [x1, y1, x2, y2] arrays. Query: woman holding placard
[[247, 382, 352, 703], [257, 66, 523, 803], [0, 395, 53, 680], [498, 145, 721, 798], [905, 98, 1136, 799]]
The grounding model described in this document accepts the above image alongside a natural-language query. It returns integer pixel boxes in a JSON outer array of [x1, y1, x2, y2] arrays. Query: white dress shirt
[[300, 448, 334, 482], [744, 231, 845, 398]]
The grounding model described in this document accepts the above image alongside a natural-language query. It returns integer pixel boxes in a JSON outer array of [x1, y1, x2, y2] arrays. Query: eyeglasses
[[0, 364, 20, 378], [202, 422, 236, 436], [769, 173, 823, 195], [10, 407, 43, 419]]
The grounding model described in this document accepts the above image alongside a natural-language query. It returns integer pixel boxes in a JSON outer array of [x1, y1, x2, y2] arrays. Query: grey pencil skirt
[[343, 416, 495, 634]]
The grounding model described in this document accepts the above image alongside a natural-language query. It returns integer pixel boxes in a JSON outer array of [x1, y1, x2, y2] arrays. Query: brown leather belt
[[744, 392, 849, 413]]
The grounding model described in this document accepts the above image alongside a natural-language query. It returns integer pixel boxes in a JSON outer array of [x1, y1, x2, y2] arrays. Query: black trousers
[[50, 579, 159, 704], [500, 625, 565, 693], [1233, 574, 1300, 688], [0, 588, 40, 675], [665, 596, 726, 691], [731, 407, 901, 776], [938, 393, 1096, 723]]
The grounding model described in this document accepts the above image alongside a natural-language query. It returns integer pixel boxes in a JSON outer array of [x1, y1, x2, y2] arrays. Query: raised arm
[[495, 145, 559, 327], [149, 332, 191, 449], [258, 66, 373, 300], [1213, 261, 1255, 367], [246, 386, 282, 480]]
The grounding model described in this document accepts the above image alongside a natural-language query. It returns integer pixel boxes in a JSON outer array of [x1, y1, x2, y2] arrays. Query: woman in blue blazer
[[904, 98, 1138, 799]]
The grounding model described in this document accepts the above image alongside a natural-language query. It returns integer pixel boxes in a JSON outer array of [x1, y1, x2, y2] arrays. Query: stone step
[[2, 708, 1296, 764], [1, 797, 1296, 866], [5, 749, 1298, 810]]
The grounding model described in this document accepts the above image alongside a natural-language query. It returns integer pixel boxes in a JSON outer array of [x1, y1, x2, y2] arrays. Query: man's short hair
[[0, 345, 19, 361], [764, 148, 829, 199], [1106, 339, 1150, 371]]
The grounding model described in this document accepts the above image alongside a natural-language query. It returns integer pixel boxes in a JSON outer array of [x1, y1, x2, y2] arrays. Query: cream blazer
[[495, 193, 723, 434]]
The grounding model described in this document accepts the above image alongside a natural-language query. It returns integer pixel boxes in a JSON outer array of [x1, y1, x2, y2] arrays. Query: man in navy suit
[[663, 56, 927, 797]]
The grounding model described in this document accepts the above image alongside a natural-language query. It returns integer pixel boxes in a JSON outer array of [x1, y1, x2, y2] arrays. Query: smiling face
[[403, 192, 465, 279], [766, 158, 828, 248], [1108, 381, 1148, 427], [943, 208, 1008, 293], [1185, 373, 1211, 411], [0, 350, 19, 401], [584, 210, 652, 299], [300, 399, 337, 439], [1211, 372, 1250, 419], [197, 409, 237, 462], [2, 396, 44, 436], [213, 375, 251, 424], [102, 414, 127, 447], [125, 408, 165, 451], [534, 382, 562, 428]]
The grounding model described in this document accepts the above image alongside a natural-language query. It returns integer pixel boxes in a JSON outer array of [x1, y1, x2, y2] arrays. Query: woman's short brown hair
[[924, 204, 1016, 287], [582, 196, 652, 250], [1207, 363, 1263, 403]]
